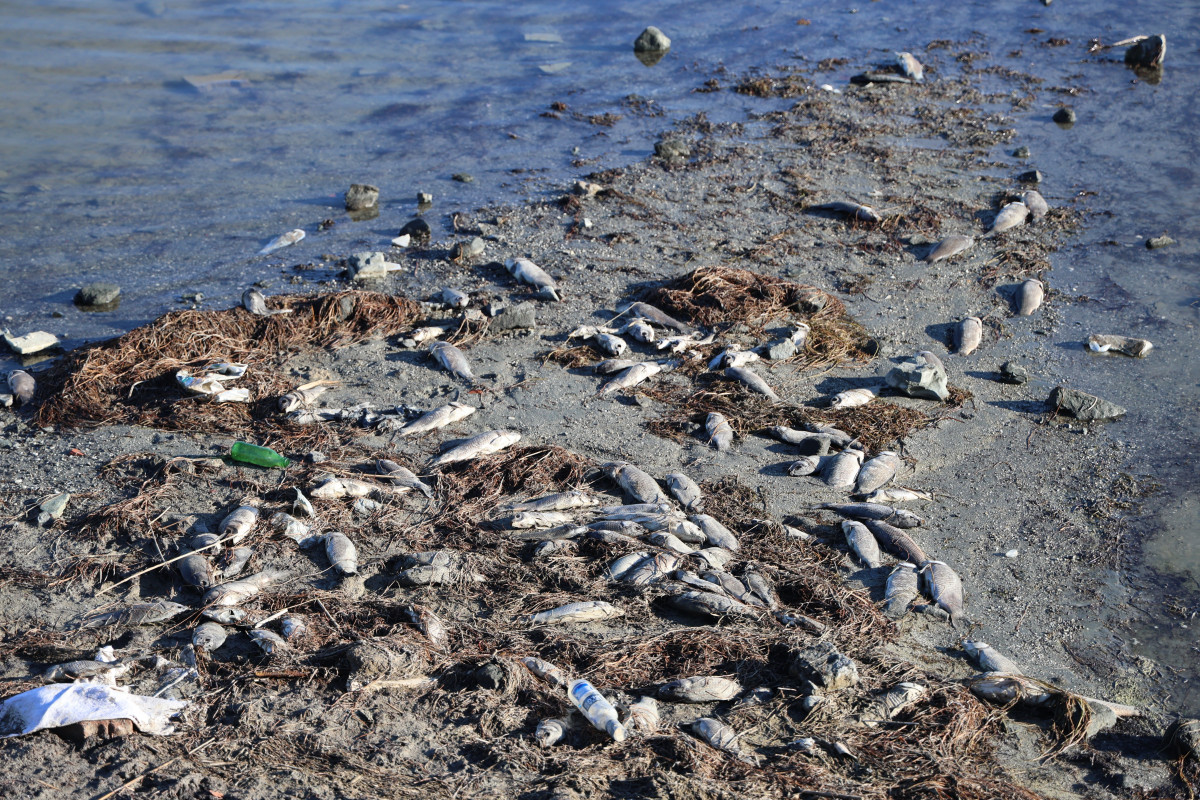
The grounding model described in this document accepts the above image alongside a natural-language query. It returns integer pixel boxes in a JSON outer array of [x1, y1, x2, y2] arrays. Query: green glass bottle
[[230, 441, 290, 469]]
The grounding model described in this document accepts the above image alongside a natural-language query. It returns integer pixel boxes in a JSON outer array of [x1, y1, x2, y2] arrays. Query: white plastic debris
[[0, 684, 188, 738], [176, 362, 251, 403], [3, 329, 58, 355]]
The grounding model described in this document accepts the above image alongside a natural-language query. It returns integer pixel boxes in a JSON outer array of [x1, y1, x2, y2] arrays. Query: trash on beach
[[258, 228, 305, 255], [3, 329, 58, 355], [0, 684, 188, 738], [176, 362, 250, 403], [568, 679, 626, 742], [1087, 334, 1153, 358]]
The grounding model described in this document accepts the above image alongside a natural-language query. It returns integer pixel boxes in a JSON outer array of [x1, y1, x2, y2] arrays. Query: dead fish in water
[[193, 622, 227, 652], [178, 534, 219, 589], [627, 696, 660, 734], [598, 361, 661, 395], [258, 228, 305, 255], [219, 546, 253, 579], [377, 459, 434, 497], [689, 514, 739, 551], [504, 257, 560, 301], [659, 676, 742, 703], [706, 412, 733, 451], [242, 288, 293, 316], [842, 520, 884, 568], [956, 316, 983, 355], [605, 462, 672, 505], [664, 473, 703, 511], [985, 201, 1028, 237], [203, 569, 288, 607], [688, 717, 753, 763], [619, 318, 656, 344], [8, 370, 35, 404], [812, 201, 882, 223], [403, 605, 449, 650], [863, 518, 928, 564], [278, 380, 336, 413], [708, 348, 760, 370], [963, 640, 1022, 674], [44, 659, 132, 684], [435, 287, 469, 309], [431, 429, 521, 467], [1021, 190, 1048, 220], [896, 51, 924, 81], [924, 234, 975, 263], [219, 498, 261, 545], [249, 628, 287, 656], [80, 600, 190, 629], [1015, 279, 1044, 316], [865, 487, 931, 503], [823, 448, 865, 490], [528, 600, 623, 626], [883, 561, 919, 619], [395, 401, 476, 438], [323, 532, 358, 575], [723, 366, 779, 401], [595, 358, 638, 374], [428, 341, 474, 382], [831, 388, 874, 409], [919, 560, 965, 626], [854, 452, 902, 496], [521, 656, 568, 688], [509, 490, 600, 513], [1087, 334, 1153, 358], [822, 502, 922, 529]]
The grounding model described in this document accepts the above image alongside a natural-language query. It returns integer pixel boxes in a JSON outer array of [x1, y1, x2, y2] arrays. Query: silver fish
[[9, 370, 35, 404], [595, 358, 639, 374], [883, 561, 918, 619], [1021, 190, 1048, 220], [509, 490, 600, 512], [842, 520, 884, 568], [80, 600, 189, 629], [377, 459, 434, 497], [599, 502, 674, 517], [699, 571, 757, 606], [396, 401, 476, 437], [896, 51, 924, 81], [201, 607, 247, 624], [324, 532, 358, 575], [505, 257, 560, 301], [822, 502, 922, 529], [193, 621, 227, 652], [521, 655, 567, 688], [218, 500, 260, 545], [666, 517, 706, 544], [43, 659, 132, 683], [866, 682, 926, 726], [620, 318, 656, 344], [689, 514, 739, 551], [617, 301, 692, 333], [178, 534, 219, 589], [963, 640, 1022, 675], [308, 476, 383, 500], [598, 361, 661, 395], [203, 569, 288, 607], [533, 539, 576, 559], [528, 600, 623, 626], [863, 519, 928, 565], [967, 672, 1052, 707], [823, 449, 865, 490], [689, 717, 751, 763], [249, 628, 287, 656], [865, 487, 931, 503], [690, 547, 734, 571], [920, 560, 965, 626], [1015, 279, 1044, 316], [956, 316, 983, 355], [535, 716, 577, 748], [280, 615, 307, 640], [627, 696, 660, 734], [1087, 334, 1153, 358], [668, 589, 759, 620], [404, 605, 448, 650], [431, 429, 521, 467], [831, 388, 874, 409], [709, 348, 760, 370], [220, 546, 253, 579], [436, 287, 469, 309], [706, 412, 733, 451], [985, 201, 1028, 237], [723, 366, 779, 401], [791, 323, 811, 348], [512, 511, 575, 529], [659, 676, 742, 703], [854, 451, 901, 495], [428, 341, 474, 382], [242, 288, 292, 316], [605, 551, 651, 582], [743, 570, 778, 609], [787, 456, 824, 476], [278, 383, 332, 412], [814, 201, 882, 223], [767, 426, 836, 447], [664, 473, 703, 511], [258, 228, 305, 255], [606, 462, 672, 505], [594, 332, 627, 356], [623, 552, 680, 585], [649, 532, 694, 554]]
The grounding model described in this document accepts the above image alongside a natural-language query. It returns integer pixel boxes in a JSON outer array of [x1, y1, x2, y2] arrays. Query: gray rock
[[1012, 146, 1031, 159], [1147, 235, 1176, 249], [763, 338, 797, 361], [1053, 107, 1076, 126], [1017, 170, 1042, 184], [1084, 701, 1118, 740], [344, 183, 379, 211], [633, 26, 671, 53], [490, 302, 537, 331], [885, 358, 949, 402], [1048, 386, 1126, 421], [399, 218, 431, 243], [654, 138, 690, 162], [75, 282, 121, 308], [789, 641, 858, 690], [1125, 35, 1166, 69], [417, 192, 433, 206], [36, 492, 70, 527], [307, 451, 328, 464], [347, 251, 403, 281], [999, 361, 1029, 384], [1167, 717, 1200, 760], [475, 662, 506, 690], [451, 237, 485, 261], [451, 173, 474, 183]]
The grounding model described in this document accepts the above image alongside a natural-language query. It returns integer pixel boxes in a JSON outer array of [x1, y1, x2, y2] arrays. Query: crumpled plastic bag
[[0, 683, 188, 738]]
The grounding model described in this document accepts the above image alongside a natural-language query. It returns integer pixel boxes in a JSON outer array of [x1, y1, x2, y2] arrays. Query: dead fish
[[428, 341, 474, 382], [690, 547, 735, 571], [706, 412, 733, 451], [627, 696, 660, 734], [79, 600, 190, 629], [620, 318, 656, 344], [864, 682, 926, 726], [192, 622, 227, 652], [665, 517, 706, 545], [1087, 334, 1153, 358], [535, 716, 575, 748], [532, 539, 577, 559], [926, 236, 974, 263], [258, 228, 305, 255], [595, 358, 638, 374], [1121, 33, 1167, 68], [431, 429, 521, 467], [896, 51, 924, 81], [201, 607, 247, 625], [9, 370, 36, 404], [689, 717, 752, 763], [766, 426, 830, 447], [813, 201, 882, 223], [823, 448, 865, 490], [985, 201, 1028, 237], [280, 615, 307, 640], [505, 257, 560, 300], [723, 366, 779, 401], [823, 502, 922, 529], [854, 451, 901, 495], [963, 640, 1022, 675], [649, 532, 694, 554], [218, 499, 260, 545], [309, 476, 386, 500], [606, 462, 671, 505], [664, 473, 703, 511], [598, 361, 661, 395], [377, 459, 434, 497], [604, 551, 651, 583], [919, 560, 965, 626], [668, 590, 759, 620], [831, 388, 874, 409], [435, 287, 469, 309], [618, 301, 692, 333], [404, 605, 449, 650], [883, 561, 919, 619], [787, 456, 823, 477], [841, 519, 884, 568], [278, 381, 334, 412], [396, 401, 476, 437], [865, 487, 931, 503], [249, 628, 286, 656], [1015, 279, 1044, 316], [511, 511, 576, 529], [862, 519, 928, 564], [178, 534, 219, 589], [595, 332, 627, 356], [623, 552, 680, 585], [219, 546, 253, 579], [203, 569, 288, 607], [509, 490, 600, 513], [956, 316, 983, 355], [660, 676, 742, 703], [323, 532, 358, 575], [708, 348, 760, 370], [791, 323, 811, 348], [406, 325, 447, 346], [43, 659, 132, 684], [521, 655, 568, 688], [268, 511, 316, 543], [741, 570, 777, 609], [1021, 190, 1048, 220], [528, 600, 623, 626], [242, 288, 293, 316], [967, 672, 1053, 707], [689, 514, 739, 551]]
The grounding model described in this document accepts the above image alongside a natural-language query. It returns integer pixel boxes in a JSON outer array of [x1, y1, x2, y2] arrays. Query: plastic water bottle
[[230, 441, 290, 469], [567, 678, 627, 742]]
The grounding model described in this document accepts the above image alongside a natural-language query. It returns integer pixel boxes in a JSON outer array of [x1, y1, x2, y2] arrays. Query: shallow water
[[2, 0, 1199, 708]]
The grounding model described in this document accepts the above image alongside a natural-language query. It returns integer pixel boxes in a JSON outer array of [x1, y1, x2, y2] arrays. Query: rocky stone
[[1012, 146, 1031, 159], [789, 641, 859, 690], [3, 330, 58, 355], [1052, 107, 1076, 126], [633, 26, 671, 53], [308, 451, 328, 464], [452, 173, 474, 183], [75, 282, 121, 308], [763, 338, 797, 361], [490, 302, 537, 331], [344, 183, 379, 211], [1000, 361, 1030, 384], [475, 662, 506, 690], [484, 301, 506, 317], [1048, 386, 1126, 421], [1017, 170, 1042, 184], [885, 358, 949, 402], [1125, 35, 1166, 69], [347, 251, 404, 281], [36, 492, 70, 527], [1166, 717, 1200, 760], [417, 192, 433, 206], [654, 138, 690, 162], [398, 218, 432, 243], [451, 237, 485, 261], [1146, 235, 1176, 249]]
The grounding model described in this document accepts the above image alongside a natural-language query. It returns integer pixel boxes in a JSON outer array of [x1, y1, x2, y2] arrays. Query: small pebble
[[1052, 107, 1076, 125], [1147, 235, 1176, 250], [1005, 549, 1019, 559]]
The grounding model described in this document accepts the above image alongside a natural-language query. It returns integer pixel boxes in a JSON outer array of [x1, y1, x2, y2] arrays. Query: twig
[[93, 756, 181, 800]]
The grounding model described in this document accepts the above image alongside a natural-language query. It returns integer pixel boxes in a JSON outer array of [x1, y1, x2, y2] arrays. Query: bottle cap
[[606, 720, 627, 742]]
